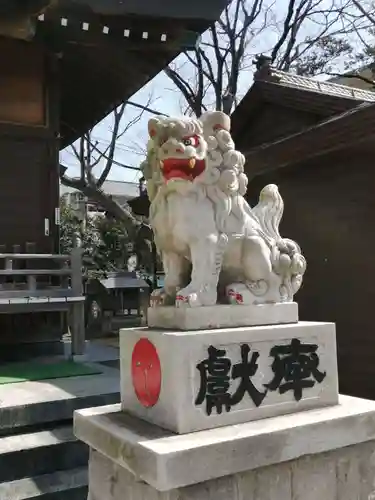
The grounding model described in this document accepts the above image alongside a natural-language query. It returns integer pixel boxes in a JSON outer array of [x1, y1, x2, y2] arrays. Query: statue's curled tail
[[251, 184, 307, 301]]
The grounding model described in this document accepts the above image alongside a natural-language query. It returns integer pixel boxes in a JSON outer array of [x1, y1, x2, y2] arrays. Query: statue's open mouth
[[161, 158, 205, 181]]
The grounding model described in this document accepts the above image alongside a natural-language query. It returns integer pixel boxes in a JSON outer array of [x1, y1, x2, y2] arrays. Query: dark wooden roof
[[31, 0, 228, 147], [231, 69, 375, 139], [242, 102, 375, 176], [0, 1, 54, 19]]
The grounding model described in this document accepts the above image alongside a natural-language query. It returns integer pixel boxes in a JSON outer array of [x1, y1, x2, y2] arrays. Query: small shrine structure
[[231, 61, 375, 400]]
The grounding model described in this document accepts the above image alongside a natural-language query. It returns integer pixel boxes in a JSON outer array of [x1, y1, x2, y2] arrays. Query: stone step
[[0, 363, 120, 433], [0, 340, 64, 363], [0, 425, 88, 483], [0, 466, 88, 500]]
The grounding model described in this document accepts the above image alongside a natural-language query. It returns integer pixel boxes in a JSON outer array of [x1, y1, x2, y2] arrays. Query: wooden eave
[[31, 0, 229, 147], [243, 102, 375, 177], [56, 0, 229, 23]]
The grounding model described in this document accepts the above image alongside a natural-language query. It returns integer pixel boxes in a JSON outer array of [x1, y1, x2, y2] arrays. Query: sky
[[59, 0, 367, 185], [59, 71, 187, 185]]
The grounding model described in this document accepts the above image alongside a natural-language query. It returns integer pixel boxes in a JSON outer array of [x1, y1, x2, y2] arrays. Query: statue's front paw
[[175, 290, 201, 308], [150, 288, 168, 307], [175, 286, 217, 307]]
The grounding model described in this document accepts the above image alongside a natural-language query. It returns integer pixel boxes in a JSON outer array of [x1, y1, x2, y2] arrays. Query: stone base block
[[120, 321, 338, 433], [147, 302, 298, 330], [74, 396, 375, 496]]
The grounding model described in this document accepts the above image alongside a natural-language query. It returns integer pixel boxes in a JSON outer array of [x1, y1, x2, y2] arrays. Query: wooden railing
[[0, 248, 85, 356]]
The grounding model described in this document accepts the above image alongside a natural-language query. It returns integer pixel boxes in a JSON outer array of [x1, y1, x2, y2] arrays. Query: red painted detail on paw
[[236, 293, 243, 304], [176, 294, 188, 302], [228, 290, 243, 304], [131, 338, 161, 407]]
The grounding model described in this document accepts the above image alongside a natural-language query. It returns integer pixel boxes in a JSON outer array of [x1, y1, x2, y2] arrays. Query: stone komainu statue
[[140, 111, 306, 307]]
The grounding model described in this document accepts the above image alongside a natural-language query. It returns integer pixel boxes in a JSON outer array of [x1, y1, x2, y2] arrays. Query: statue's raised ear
[[200, 111, 231, 134], [148, 118, 160, 138]]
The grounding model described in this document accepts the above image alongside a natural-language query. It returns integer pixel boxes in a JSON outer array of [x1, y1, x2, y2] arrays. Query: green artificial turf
[[0, 360, 101, 385]]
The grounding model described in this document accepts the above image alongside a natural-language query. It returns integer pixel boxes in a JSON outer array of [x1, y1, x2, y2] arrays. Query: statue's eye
[[182, 135, 199, 147]]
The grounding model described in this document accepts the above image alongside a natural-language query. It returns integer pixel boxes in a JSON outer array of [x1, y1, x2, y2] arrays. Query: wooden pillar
[[70, 248, 86, 356]]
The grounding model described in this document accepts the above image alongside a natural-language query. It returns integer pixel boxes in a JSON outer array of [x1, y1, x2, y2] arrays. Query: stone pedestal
[[74, 308, 369, 500], [74, 396, 375, 499], [121, 321, 338, 433]]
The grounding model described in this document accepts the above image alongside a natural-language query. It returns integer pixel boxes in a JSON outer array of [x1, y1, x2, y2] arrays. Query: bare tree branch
[[126, 100, 168, 117], [60, 94, 156, 228], [96, 102, 127, 188], [351, 0, 375, 26], [270, 0, 297, 62], [164, 65, 205, 116], [327, 71, 375, 87], [164, 0, 356, 117]]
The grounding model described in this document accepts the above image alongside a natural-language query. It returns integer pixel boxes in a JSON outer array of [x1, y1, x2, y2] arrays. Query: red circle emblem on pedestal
[[131, 338, 161, 407]]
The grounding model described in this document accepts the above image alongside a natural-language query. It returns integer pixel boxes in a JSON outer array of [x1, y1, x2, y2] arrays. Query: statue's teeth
[[189, 158, 196, 169]]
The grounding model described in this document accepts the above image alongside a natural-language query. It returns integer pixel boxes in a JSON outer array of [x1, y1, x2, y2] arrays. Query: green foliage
[[91, 216, 131, 273], [293, 36, 354, 76], [60, 203, 131, 279]]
